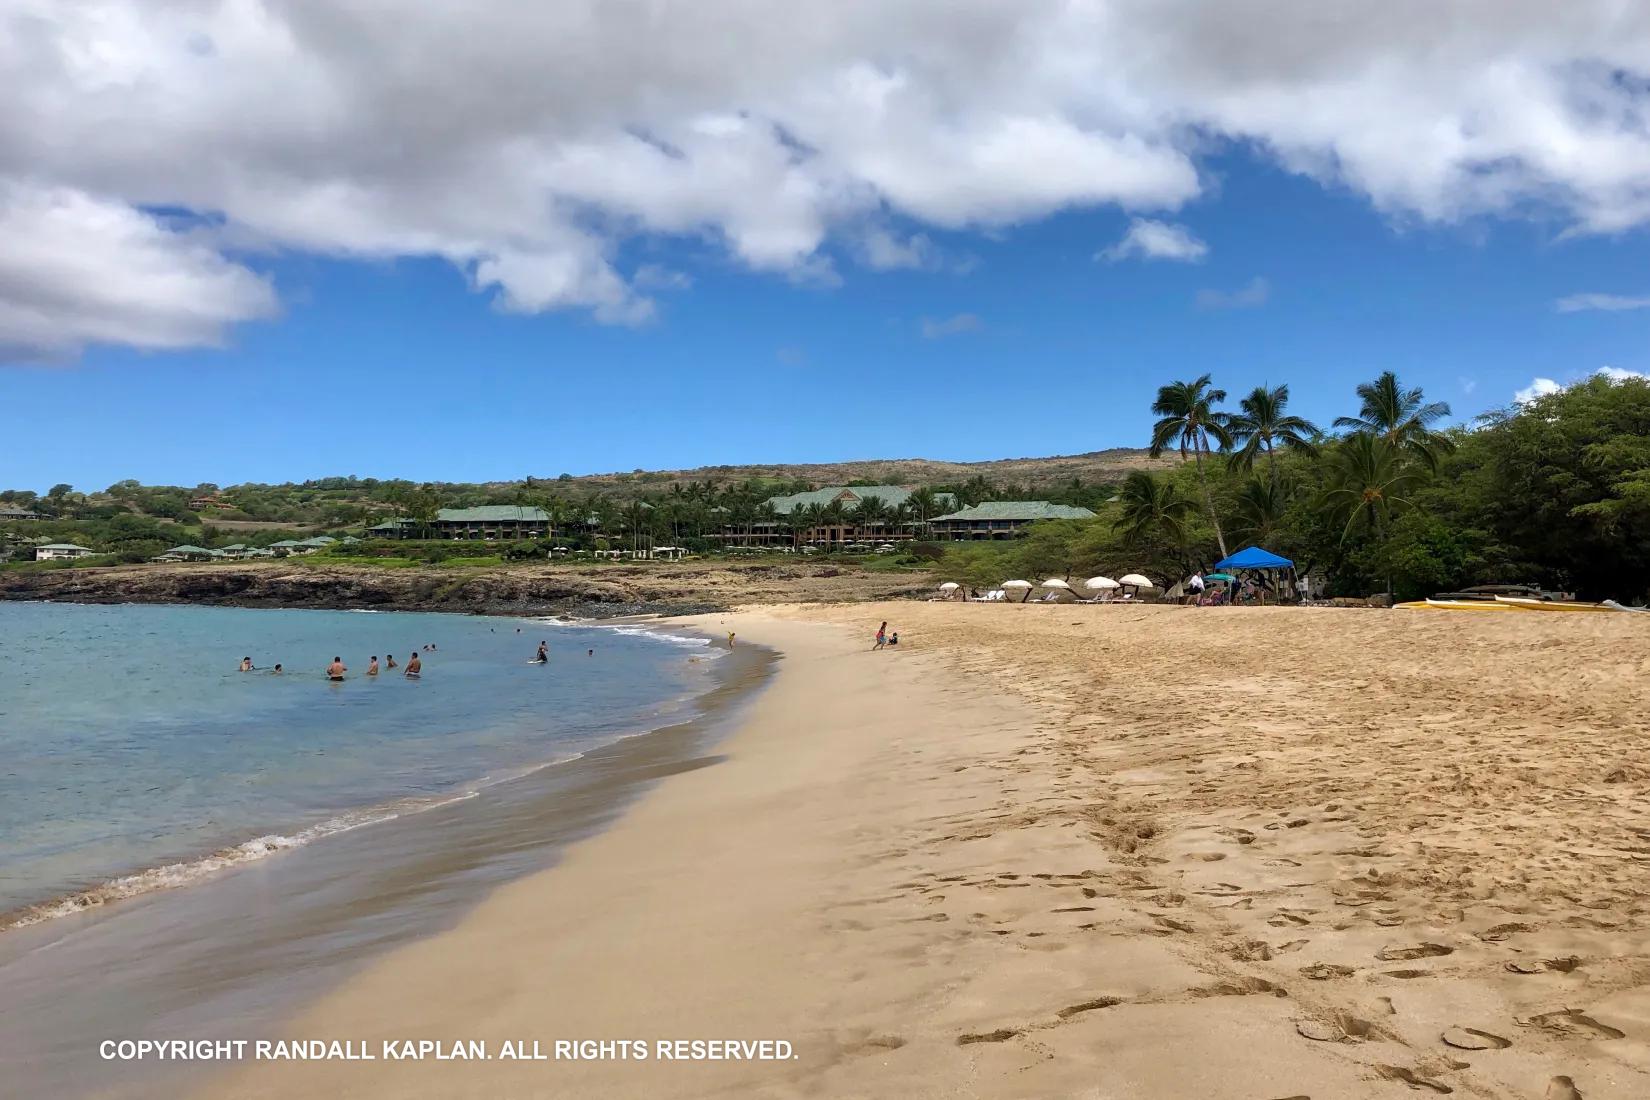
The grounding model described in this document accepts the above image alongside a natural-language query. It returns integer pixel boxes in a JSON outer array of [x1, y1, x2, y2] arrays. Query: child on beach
[[888, 632, 899, 647], [874, 621, 887, 650]]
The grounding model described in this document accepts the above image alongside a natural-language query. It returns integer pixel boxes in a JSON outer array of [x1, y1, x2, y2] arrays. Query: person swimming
[[326, 656, 347, 682], [587, 648, 594, 657], [239, 656, 254, 672], [386, 654, 398, 669], [405, 652, 421, 678], [271, 664, 282, 675], [533, 641, 549, 664], [366, 656, 380, 676]]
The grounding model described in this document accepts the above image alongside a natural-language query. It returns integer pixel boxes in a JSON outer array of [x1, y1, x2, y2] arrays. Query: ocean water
[[0, 601, 716, 925]]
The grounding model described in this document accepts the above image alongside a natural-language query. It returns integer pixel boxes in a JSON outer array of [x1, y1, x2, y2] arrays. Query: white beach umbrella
[[1001, 578, 1033, 603], [1119, 573, 1155, 588], [1084, 576, 1119, 590], [1041, 578, 1071, 589], [939, 581, 960, 590]]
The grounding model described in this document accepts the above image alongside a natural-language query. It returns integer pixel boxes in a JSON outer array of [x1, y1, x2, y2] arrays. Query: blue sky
[[6, 150, 1645, 492], [5, 4, 1650, 492]]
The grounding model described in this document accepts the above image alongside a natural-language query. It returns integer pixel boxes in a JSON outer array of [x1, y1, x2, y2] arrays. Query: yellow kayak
[[1421, 599, 1524, 611], [1493, 596, 1613, 613]]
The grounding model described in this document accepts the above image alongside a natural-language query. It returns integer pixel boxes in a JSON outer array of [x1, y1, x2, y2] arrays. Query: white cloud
[[1555, 293, 1650, 313], [1196, 277, 1271, 310], [920, 312, 983, 339], [8, 2, 1650, 357], [1598, 366, 1650, 382], [1099, 218, 1208, 262], [1459, 376, 1479, 394], [0, 183, 276, 360], [1515, 377, 1562, 404]]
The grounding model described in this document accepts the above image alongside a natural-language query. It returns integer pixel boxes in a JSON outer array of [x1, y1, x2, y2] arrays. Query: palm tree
[[1227, 384, 1320, 481], [1149, 374, 1234, 559], [1333, 371, 1455, 471], [1114, 471, 1195, 551], [820, 499, 848, 546], [853, 495, 890, 540], [1320, 434, 1427, 598], [906, 486, 940, 536], [1233, 475, 1290, 544]]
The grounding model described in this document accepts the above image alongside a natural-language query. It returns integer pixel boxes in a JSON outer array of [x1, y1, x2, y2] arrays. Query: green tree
[[1320, 433, 1426, 598], [1333, 371, 1454, 472], [1149, 374, 1234, 559], [1233, 475, 1291, 545], [1227, 384, 1319, 481], [1114, 470, 1194, 554]]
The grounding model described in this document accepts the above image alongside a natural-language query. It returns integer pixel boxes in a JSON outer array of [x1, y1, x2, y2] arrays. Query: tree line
[[938, 369, 1650, 602]]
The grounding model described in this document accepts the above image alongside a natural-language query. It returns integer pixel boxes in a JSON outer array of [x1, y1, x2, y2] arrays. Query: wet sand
[[200, 603, 1650, 1098]]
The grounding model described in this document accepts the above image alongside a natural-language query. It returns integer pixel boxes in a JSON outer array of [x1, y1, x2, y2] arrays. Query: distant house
[[155, 544, 220, 562], [190, 496, 225, 509], [268, 539, 305, 554], [35, 542, 95, 561], [0, 505, 43, 521], [928, 501, 1097, 540], [370, 506, 551, 541], [718, 486, 957, 547]]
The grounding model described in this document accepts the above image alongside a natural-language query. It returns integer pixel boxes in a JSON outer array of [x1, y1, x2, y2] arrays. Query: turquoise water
[[0, 601, 714, 923]]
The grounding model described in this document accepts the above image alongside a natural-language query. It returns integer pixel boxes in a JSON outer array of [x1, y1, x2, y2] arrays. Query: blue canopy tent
[[1214, 546, 1293, 571], [1211, 546, 1296, 604]]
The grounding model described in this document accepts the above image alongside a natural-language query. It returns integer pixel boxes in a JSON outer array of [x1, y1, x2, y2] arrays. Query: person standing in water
[[405, 652, 422, 678], [534, 641, 549, 663], [366, 656, 380, 676], [326, 656, 347, 682], [240, 657, 254, 672], [386, 653, 398, 669]]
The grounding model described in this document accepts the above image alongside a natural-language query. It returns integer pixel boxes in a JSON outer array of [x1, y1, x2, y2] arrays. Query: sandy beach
[[203, 603, 1650, 1100]]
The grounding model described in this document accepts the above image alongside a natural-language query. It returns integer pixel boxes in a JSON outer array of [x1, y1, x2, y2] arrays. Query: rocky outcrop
[[0, 560, 934, 617]]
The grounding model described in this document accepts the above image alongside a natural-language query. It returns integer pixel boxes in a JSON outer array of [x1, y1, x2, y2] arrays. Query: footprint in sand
[[956, 1028, 1020, 1045], [1475, 922, 1535, 942], [1300, 962, 1356, 980], [1505, 957, 1580, 975], [1441, 1026, 1511, 1050], [1056, 996, 1122, 1019], [1378, 943, 1453, 961], [1545, 1075, 1583, 1099], [1375, 1065, 1453, 1093], [1521, 1010, 1625, 1040]]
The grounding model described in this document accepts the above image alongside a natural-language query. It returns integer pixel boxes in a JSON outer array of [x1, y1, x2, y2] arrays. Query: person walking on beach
[[326, 657, 347, 682], [1186, 572, 1205, 606], [366, 656, 380, 676], [727, 632, 736, 648], [874, 621, 887, 650], [405, 652, 422, 679]]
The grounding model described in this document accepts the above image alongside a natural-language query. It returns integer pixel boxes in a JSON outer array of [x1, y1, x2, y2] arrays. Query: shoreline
[[0, 617, 778, 1100], [0, 558, 936, 619], [200, 602, 1650, 1099]]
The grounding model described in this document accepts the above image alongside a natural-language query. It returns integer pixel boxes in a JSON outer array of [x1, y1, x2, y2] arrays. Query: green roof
[[37, 542, 93, 551], [269, 539, 302, 547], [435, 506, 549, 522], [163, 545, 215, 555], [221, 543, 248, 551], [763, 486, 954, 513], [296, 536, 336, 547], [930, 501, 1096, 522]]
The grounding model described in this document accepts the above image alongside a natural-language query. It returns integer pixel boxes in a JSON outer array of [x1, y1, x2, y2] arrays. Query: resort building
[[717, 486, 956, 547], [35, 542, 95, 561], [368, 506, 551, 541], [156, 545, 220, 562], [0, 505, 43, 521], [928, 501, 1096, 540]]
